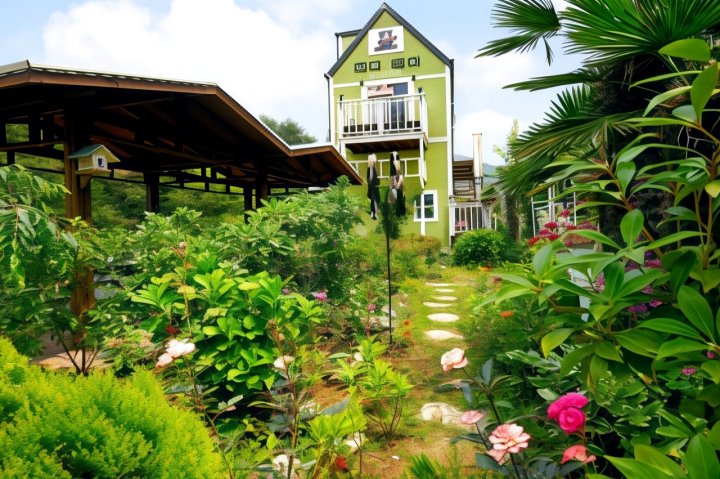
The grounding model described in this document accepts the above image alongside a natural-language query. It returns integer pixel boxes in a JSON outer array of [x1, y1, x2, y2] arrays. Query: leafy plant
[[453, 229, 509, 267]]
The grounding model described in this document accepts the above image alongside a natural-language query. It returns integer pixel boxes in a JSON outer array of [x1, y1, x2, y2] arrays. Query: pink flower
[[708, 351, 717, 359], [312, 291, 328, 302], [559, 210, 571, 218], [644, 259, 662, 268], [166, 338, 196, 358], [441, 348, 468, 372], [561, 445, 596, 464], [460, 410, 485, 425], [156, 352, 174, 368], [368, 303, 377, 312], [545, 221, 558, 229], [488, 423, 531, 464], [487, 448, 508, 464], [627, 304, 648, 314], [682, 367, 697, 376], [548, 393, 589, 434], [649, 299, 663, 308]]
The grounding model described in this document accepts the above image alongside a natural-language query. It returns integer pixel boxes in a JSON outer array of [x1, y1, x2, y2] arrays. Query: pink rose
[[460, 410, 485, 425], [440, 348, 468, 372], [548, 393, 589, 434], [156, 352, 174, 368], [166, 338, 196, 358], [561, 445, 596, 464], [488, 423, 531, 463]]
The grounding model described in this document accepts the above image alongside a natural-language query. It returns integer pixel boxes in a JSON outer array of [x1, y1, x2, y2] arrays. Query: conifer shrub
[[451, 229, 507, 267], [0, 338, 225, 479]]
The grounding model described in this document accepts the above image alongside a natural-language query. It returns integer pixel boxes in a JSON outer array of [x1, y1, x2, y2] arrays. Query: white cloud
[[41, 0, 336, 139], [455, 51, 540, 91]]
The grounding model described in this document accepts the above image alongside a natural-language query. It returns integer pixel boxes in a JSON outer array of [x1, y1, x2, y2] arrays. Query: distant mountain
[[454, 154, 499, 182]]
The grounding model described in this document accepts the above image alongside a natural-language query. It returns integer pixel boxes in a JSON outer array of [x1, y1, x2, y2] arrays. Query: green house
[[326, 3, 464, 245]]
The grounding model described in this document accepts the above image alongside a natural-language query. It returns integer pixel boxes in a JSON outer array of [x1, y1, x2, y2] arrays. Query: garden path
[[357, 267, 487, 478]]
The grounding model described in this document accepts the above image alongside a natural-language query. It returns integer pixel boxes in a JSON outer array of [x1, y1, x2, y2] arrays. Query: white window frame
[[414, 190, 438, 223]]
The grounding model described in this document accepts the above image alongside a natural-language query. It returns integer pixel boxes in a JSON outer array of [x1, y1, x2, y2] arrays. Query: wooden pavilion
[[0, 60, 362, 316], [0, 60, 361, 221]]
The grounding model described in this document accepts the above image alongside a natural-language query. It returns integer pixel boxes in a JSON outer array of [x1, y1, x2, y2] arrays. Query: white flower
[[273, 355, 295, 371], [353, 352, 364, 362], [156, 352, 174, 368], [272, 454, 290, 473], [166, 339, 196, 358]]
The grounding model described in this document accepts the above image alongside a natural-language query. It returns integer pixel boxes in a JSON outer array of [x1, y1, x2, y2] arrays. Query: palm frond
[[563, 0, 720, 66], [477, 0, 561, 64], [495, 86, 638, 198], [504, 68, 605, 91]]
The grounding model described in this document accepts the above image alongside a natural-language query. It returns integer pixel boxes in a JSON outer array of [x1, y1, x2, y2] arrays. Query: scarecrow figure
[[389, 151, 406, 216], [367, 153, 380, 220]]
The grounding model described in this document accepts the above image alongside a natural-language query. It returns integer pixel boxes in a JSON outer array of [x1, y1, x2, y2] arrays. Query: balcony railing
[[349, 155, 427, 187], [337, 94, 427, 140], [450, 201, 491, 236]]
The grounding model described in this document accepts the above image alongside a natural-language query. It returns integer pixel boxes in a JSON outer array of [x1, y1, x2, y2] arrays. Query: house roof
[[0, 60, 361, 189], [327, 2, 453, 76]]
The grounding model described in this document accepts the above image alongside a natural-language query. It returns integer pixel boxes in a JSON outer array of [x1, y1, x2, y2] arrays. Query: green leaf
[[691, 63, 719, 124], [678, 285, 716, 341], [617, 161, 636, 196], [638, 318, 704, 341], [621, 210, 644, 247], [588, 354, 608, 384], [595, 341, 623, 362], [656, 338, 709, 360], [616, 329, 662, 357], [644, 86, 692, 116], [705, 180, 720, 198], [541, 328, 573, 357], [709, 422, 720, 451], [659, 39, 711, 62], [647, 231, 701, 250], [665, 250, 697, 294], [634, 444, 686, 478], [685, 434, 720, 479], [533, 243, 555, 278], [701, 361, 720, 384], [560, 344, 595, 376], [606, 456, 673, 479]]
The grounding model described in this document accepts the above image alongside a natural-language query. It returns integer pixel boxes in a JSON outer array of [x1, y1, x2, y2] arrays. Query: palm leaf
[[563, 0, 720, 66], [477, 0, 561, 64], [504, 67, 606, 91], [495, 86, 638, 198]]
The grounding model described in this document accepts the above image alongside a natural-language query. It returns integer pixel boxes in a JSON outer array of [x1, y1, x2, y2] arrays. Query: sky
[[0, 0, 580, 165]]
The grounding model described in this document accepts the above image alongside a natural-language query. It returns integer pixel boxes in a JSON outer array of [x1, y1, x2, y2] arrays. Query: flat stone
[[425, 330, 464, 340], [420, 402, 463, 425], [381, 305, 397, 318], [435, 296, 457, 301], [425, 282, 456, 287], [435, 288, 456, 293], [423, 302, 452, 308], [428, 313, 460, 323]]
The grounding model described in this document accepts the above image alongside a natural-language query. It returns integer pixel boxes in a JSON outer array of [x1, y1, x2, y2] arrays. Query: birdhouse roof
[[68, 144, 120, 162]]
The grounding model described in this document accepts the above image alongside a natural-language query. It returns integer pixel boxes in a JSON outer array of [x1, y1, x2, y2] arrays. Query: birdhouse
[[69, 144, 120, 175]]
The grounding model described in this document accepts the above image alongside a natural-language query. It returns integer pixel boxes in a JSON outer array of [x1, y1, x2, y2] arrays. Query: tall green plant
[[485, 38, 720, 476]]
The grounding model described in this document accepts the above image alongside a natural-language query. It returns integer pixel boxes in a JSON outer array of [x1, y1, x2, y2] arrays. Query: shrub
[[452, 229, 507, 267], [0, 338, 225, 479]]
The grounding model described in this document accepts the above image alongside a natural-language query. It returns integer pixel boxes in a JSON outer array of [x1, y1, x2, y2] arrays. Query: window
[[414, 190, 437, 222]]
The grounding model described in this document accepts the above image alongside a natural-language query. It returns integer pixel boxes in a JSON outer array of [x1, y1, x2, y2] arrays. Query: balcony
[[337, 94, 428, 153], [450, 200, 492, 237], [348, 155, 427, 188]]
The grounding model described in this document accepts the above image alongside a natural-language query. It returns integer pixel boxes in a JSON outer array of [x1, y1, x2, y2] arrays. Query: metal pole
[[386, 216, 393, 345]]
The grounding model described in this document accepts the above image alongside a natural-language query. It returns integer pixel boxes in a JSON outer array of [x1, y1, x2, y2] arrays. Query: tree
[[493, 120, 523, 241], [477, 0, 720, 201], [260, 115, 317, 145]]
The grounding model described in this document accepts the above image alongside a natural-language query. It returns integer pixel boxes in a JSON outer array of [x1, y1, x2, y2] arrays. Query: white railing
[[349, 156, 426, 183], [450, 201, 490, 235], [337, 94, 427, 140]]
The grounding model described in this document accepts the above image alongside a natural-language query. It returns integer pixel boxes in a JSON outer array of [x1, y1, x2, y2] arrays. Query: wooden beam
[[144, 172, 160, 213]]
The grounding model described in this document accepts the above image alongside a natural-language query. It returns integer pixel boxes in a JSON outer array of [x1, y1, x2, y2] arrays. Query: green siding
[[329, 9, 453, 245]]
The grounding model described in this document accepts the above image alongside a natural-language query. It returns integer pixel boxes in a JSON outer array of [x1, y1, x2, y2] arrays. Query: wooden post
[[145, 173, 160, 213], [255, 165, 268, 207], [63, 112, 94, 318], [243, 186, 253, 222]]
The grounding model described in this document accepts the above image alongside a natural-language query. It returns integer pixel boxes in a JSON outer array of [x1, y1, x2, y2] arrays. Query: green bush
[[0, 338, 225, 479], [451, 229, 507, 267]]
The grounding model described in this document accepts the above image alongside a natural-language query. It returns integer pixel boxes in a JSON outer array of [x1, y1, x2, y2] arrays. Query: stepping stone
[[420, 402, 463, 425], [425, 282, 456, 287], [381, 305, 397, 318], [423, 302, 451, 308], [435, 296, 457, 301], [425, 330, 464, 340], [428, 313, 460, 323], [435, 288, 455, 293]]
